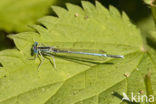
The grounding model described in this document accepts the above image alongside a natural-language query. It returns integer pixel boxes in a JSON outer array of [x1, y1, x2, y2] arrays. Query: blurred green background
[[0, 0, 154, 51]]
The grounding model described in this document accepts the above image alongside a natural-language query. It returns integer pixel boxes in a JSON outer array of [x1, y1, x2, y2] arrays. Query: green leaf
[[0, 0, 56, 32], [144, 0, 156, 26], [0, 0, 81, 32], [1, 1, 156, 104], [144, 0, 151, 4]]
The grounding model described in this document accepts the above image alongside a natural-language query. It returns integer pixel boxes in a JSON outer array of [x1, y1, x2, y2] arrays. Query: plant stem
[[151, 0, 156, 25], [144, 72, 155, 104]]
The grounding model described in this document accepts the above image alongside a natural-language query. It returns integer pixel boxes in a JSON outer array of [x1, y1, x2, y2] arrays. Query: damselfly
[[32, 42, 124, 69]]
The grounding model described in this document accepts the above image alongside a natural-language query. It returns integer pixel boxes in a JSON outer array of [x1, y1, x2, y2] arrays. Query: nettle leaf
[[0, 0, 57, 32], [0, 1, 155, 104], [144, 0, 151, 5]]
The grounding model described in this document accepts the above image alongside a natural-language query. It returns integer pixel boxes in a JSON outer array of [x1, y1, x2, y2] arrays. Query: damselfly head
[[34, 42, 38, 46], [32, 42, 38, 54]]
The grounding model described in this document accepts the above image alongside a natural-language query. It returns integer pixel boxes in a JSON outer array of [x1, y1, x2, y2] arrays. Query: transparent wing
[[41, 48, 123, 63]]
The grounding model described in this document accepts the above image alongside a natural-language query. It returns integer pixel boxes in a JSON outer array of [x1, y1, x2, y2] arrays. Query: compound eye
[[32, 46, 35, 50], [33, 47, 38, 53], [34, 49, 38, 54], [34, 42, 38, 46]]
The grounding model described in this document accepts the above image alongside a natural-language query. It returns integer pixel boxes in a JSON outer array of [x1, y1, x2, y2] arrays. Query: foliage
[[0, 0, 80, 32], [0, 1, 156, 104], [144, 0, 151, 4], [0, 0, 156, 104]]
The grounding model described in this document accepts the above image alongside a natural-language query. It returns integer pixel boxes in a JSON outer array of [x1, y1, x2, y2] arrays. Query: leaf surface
[[1, 1, 155, 104], [0, 0, 56, 32]]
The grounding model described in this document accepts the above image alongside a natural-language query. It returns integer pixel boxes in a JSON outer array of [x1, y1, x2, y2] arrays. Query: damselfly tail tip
[[114, 55, 124, 58], [106, 54, 124, 58], [119, 55, 124, 58]]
